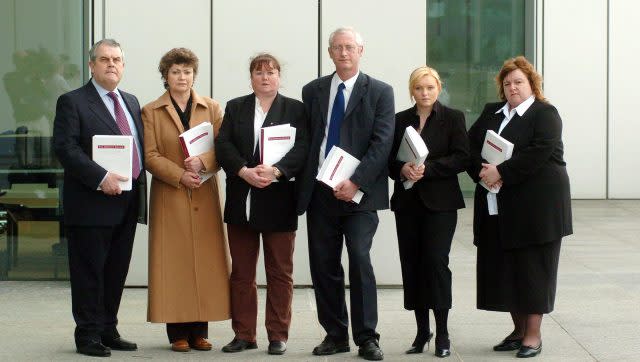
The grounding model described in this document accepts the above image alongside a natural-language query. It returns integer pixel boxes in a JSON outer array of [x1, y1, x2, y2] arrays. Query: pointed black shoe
[[77, 342, 111, 357], [434, 335, 450, 358], [313, 335, 350, 355], [493, 338, 523, 351], [406, 331, 433, 354], [221, 338, 257, 353], [516, 343, 542, 358]]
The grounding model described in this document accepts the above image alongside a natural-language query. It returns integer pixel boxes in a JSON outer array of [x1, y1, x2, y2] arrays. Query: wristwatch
[[273, 166, 282, 179]]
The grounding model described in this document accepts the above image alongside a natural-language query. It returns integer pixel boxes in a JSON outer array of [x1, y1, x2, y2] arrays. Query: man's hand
[[180, 171, 201, 189], [100, 172, 128, 195], [334, 179, 359, 202], [400, 162, 425, 181], [184, 156, 204, 174], [239, 166, 271, 189]]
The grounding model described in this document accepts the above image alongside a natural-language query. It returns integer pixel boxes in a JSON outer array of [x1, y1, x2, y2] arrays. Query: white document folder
[[396, 126, 429, 189], [179, 122, 214, 183], [260, 123, 296, 166], [92, 135, 133, 191], [480, 130, 514, 193], [316, 146, 364, 204]]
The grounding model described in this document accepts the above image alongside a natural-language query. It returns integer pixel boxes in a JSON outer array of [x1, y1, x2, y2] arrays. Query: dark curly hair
[[158, 48, 199, 89]]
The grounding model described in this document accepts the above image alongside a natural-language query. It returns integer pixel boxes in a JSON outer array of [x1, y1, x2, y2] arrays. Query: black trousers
[[67, 193, 138, 346], [394, 202, 457, 310], [306, 183, 380, 346]]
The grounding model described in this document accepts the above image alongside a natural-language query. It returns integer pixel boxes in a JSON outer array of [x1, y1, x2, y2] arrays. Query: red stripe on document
[[268, 136, 291, 141], [329, 156, 343, 181], [189, 132, 209, 144], [486, 140, 502, 152], [97, 145, 125, 149]]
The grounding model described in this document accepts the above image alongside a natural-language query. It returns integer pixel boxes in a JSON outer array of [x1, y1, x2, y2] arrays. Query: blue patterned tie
[[325, 83, 345, 157]]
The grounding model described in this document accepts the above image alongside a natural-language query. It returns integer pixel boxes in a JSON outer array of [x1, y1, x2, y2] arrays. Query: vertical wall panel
[[103, 0, 211, 285], [321, 0, 426, 284], [608, 0, 640, 198], [543, 0, 607, 198]]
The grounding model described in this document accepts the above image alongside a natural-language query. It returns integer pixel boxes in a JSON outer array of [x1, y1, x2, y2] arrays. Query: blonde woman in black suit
[[467, 56, 572, 358], [389, 66, 470, 358]]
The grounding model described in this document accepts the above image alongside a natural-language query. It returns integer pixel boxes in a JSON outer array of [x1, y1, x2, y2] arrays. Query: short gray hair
[[89, 38, 123, 61], [328, 27, 364, 47]]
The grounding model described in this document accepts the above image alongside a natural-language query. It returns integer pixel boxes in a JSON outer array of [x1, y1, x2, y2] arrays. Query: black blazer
[[53, 81, 147, 226], [215, 93, 308, 231], [467, 100, 573, 249], [297, 72, 395, 214], [389, 102, 469, 212]]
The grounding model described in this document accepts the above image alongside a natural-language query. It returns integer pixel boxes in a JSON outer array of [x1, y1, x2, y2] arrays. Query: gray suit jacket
[[297, 72, 395, 214]]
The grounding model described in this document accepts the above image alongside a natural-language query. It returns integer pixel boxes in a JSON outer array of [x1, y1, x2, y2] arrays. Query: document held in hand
[[260, 123, 296, 166], [179, 122, 214, 183], [396, 126, 429, 189], [92, 135, 133, 191], [480, 130, 514, 193], [316, 146, 364, 204]]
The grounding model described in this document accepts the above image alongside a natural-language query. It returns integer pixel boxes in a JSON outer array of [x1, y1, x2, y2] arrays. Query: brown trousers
[[227, 224, 295, 342]]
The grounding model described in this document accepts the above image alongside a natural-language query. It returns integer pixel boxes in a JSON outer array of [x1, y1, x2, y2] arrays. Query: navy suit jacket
[[297, 72, 395, 214], [53, 80, 147, 226]]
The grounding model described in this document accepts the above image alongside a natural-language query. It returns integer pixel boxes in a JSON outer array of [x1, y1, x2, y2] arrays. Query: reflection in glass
[[0, 0, 86, 280], [426, 0, 532, 195]]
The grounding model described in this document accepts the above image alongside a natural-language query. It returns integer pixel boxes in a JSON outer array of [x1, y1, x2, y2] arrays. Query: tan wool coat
[[142, 89, 230, 323]]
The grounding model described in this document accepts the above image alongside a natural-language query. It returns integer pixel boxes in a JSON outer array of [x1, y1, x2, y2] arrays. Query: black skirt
[[476, 215, 561, 314]]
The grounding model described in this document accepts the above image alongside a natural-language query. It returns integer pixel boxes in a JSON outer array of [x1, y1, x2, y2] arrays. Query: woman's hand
[[180, 170, 201, 189], [239, 166, 271, 188], [400, 162, 425, 181], [480, 163, 502, 188], [184, 156, 204, 174], [255, 164, 277, 181]]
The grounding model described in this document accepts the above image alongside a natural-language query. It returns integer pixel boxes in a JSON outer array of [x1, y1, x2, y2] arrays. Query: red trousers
[[227, 224, 295, 342]]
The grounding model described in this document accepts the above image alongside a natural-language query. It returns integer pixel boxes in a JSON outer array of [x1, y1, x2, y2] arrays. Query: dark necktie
[[107, 91, 141, 179], [325, 83, 345, 157]]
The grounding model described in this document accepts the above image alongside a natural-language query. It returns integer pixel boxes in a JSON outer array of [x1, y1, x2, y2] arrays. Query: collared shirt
[[92, 78, 143, 185], [246, 96, 269, 221], [318, 71, 359, 172], [495, 95, 535, 135]]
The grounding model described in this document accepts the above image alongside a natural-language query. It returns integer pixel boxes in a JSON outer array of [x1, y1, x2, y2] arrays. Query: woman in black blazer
[[467, 56, 572, 358], [215, 53, 308, 356], [388, 66, 469, 358]]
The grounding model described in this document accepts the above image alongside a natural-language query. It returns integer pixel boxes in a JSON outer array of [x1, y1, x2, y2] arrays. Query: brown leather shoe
[[190, 337, 212, 351], [171, 339, 190, 352]]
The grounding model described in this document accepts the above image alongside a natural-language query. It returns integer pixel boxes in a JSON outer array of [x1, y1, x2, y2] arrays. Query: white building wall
[[91, 0, 632, 286]]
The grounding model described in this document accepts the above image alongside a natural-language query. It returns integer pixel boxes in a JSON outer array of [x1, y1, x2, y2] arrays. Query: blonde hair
[[408, 66, 442, 101], [496, 56, 546, 102]]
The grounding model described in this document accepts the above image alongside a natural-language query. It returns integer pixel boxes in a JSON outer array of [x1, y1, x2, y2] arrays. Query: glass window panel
[[0, 0, 87, 280], [427, 0, 533, 195]]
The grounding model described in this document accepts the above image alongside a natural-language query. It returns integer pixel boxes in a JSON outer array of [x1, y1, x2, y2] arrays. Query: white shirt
[[487, 95, 536, 215], [246, 97, 269, 221], [91, 78, 143, 184], [317, 72, 359, 172]]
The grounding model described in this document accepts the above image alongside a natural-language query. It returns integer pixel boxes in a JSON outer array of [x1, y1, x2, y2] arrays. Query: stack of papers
[[179, 122, 214, 183], [92, 135, 133, 191], [480, 130, 514, 193], [316, 146, 364, 204], [396, 126, 429, 189], [260, 123, 296, 166]]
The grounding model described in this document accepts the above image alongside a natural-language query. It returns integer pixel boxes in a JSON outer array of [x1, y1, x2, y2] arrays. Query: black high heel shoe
[[405, 331, 433, 354], [434, 334, 451, 358]]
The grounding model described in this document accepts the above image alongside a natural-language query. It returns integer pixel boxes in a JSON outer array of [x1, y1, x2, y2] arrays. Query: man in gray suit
[[298, 27, 395, 361]]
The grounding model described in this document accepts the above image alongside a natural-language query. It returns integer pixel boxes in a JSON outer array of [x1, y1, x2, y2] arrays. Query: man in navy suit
[[53, 39, 146, 357], [298, 27, 395, 361]]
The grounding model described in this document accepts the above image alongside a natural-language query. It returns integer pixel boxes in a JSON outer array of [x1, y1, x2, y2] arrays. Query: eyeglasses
[[330, 45, 360, 53]]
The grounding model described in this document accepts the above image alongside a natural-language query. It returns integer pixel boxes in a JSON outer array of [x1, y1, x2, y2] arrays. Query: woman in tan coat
[[142, 48, 230, 352]]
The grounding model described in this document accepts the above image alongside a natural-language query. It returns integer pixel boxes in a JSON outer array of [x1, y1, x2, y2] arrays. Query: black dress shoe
[[102, 337, 137, 351], [493, 338, 523, 351], [406, 331, 433, 354], [221, 338, 258, 353], [312, 335, 350, 355], [434, 335, 451, 358], [268, 341, 287, 355], [435, 347, 451, 358], [77, 342, 111, 357], [358, 340, 384, 361], [516, 343, 542, 358]]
